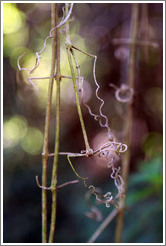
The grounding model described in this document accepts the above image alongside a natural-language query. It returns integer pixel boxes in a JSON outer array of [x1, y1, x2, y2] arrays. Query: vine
[[17, 3, 128, 243]]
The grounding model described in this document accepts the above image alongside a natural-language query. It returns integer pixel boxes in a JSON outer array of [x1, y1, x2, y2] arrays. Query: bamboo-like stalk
[[48, 3, 61, 243], [41, 4, 57, 243], [114, 3, 139, 243], [65, 3, 91, 154]]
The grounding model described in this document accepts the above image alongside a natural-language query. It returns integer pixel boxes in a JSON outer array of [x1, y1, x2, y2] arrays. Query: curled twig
[[85, 188, 103, 221], [109, 83, 134, 103], [46, 141, 127, 158], [98, 141, 128, 156], [110, 167, 125, 198], [66, 151, 121, 208], [40, 127, 127, 208], [49, 3, 74, 37], [71, 45, 111, 139], [17, 53, 31, 72], [86, 184, 119, 209]]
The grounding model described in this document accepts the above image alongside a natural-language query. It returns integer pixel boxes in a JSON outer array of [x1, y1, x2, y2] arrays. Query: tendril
[[109, 83, 134, 103], [17, 3, 74, 91]]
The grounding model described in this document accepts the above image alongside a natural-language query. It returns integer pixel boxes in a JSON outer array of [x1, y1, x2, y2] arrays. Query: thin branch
[[43, 140, 127, 158], [112, 38, 158, 48], [36, 175, 79, 191], [114, 3, 139, 243], [56, 179, 79, 189], [48, 3, 61, 243], [28, 74, 83, 85], [87, 209, 118, 243], [42, 140, 127, 160], [67, 154, 88, 181], [65, 4, 92, 155], [44, 152, 87, 157], [36, 175, 52, 190]]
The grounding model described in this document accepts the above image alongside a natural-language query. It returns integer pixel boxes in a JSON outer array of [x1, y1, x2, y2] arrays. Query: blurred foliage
[[124, 155, 163, 243], [142, 131, 163, 158], [3, 2, 163, 243]]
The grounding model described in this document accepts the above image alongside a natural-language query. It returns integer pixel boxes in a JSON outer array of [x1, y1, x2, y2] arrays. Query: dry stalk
[[114, 3, 139, 243]]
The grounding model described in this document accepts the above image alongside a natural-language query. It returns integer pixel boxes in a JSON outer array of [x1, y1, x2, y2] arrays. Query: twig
[[36, 175, 52, 190], [48, 3, 61, 243], [67, 154, 88, 181], [87, 209, 118, 243], [56, 179, 79, 189], [36, 175, 79, 191], [65, 3, 92, 155], [43, 140, 127, 158], [114, 3, 139, 243], [112, 38, 158, 48]]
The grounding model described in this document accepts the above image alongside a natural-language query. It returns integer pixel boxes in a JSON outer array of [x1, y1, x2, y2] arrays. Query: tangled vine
[[17, 3, 128, 210]]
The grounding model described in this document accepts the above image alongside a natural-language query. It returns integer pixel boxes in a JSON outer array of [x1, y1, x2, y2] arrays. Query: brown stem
[[41, 3, 57, 243], [112, 38, 158, 48], [88, 209, 118, 243], [114, 3, 139, 243], [65, 4, 92, 153], [48, 3, 61, 243], [140, 3, 149, 61]]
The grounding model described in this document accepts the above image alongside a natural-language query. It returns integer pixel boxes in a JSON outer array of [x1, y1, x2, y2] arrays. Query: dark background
[[3, 3, 163, 243]]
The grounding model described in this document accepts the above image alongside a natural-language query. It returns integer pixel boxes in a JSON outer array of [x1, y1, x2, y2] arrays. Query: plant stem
[[114, 3, 139, 243], [48, 3, 61, 243], [41, 4, 57, 243], [65, 4, 91, 153], [88, 209, 118, 243], [140, 3, 149, 62]]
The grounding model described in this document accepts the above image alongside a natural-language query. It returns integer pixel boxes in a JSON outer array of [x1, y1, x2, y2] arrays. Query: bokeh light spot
[[3, 3, 25, 34], [3, 115, 28, 148], [21, 127, 43, 155]]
